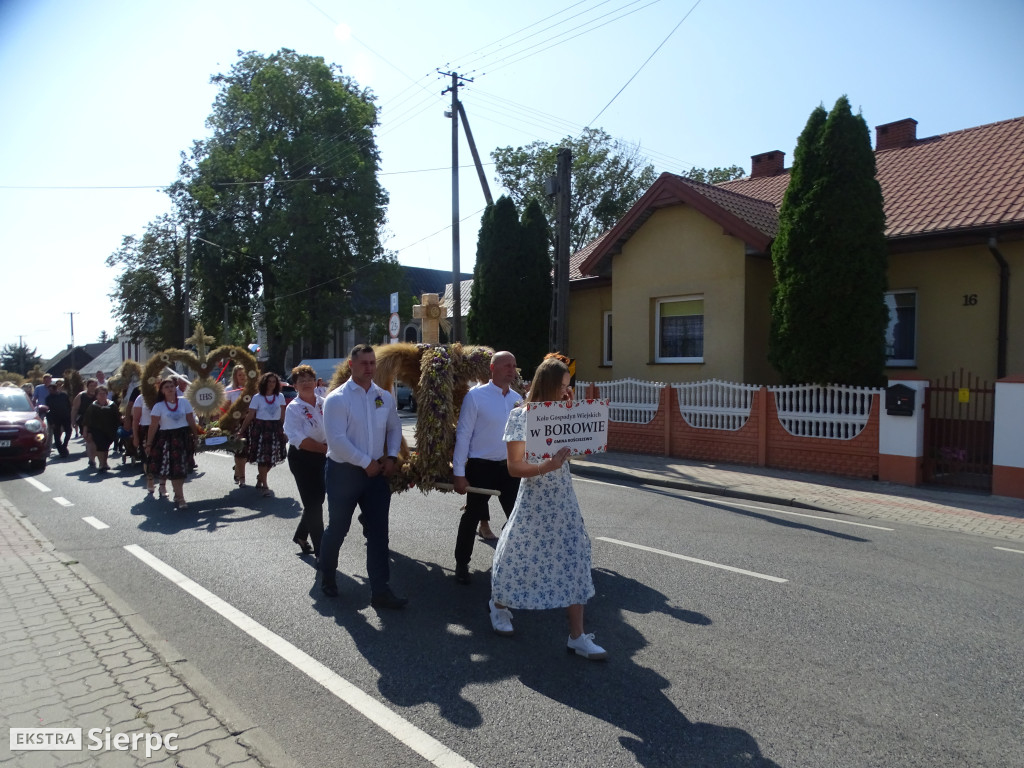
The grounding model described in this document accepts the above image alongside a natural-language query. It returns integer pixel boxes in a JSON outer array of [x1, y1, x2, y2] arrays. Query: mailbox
[[885, 384, 915, 416]]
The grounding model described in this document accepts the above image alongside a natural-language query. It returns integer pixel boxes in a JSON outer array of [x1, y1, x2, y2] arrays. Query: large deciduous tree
[[183, 49, 388, 372], [683, 165, 746, 184], [769, 96, 888, 386], [106, 214, 188, 351], [491, 127, 656, 255]]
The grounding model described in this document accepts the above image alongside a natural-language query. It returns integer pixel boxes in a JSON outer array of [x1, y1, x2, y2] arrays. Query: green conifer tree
[[769, 97, 888, 385], [467, 196, 521, 350], [517, 198, 553, 377]]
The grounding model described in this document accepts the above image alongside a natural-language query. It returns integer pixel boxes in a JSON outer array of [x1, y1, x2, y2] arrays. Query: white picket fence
[[768, 383, 881, 439], [580, 377, 880, 440], [591, 378, 666, 424], [673, 379, 761, 431]]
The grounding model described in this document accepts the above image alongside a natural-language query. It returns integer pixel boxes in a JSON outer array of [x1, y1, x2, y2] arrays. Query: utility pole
[[551, 148, 571, 354], [183, 225, 192, 342], [65, 311, 79, 371], [440, 70, 477, 343]]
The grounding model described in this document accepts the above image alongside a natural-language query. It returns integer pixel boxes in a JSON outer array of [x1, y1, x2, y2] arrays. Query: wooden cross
[[185, 323, 216, 363], [412, 293, 450, 345]]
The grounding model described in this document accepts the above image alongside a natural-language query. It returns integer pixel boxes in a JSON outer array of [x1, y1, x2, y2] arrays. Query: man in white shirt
[[319, 344, 406, 608], [452, 351, 522, 585]]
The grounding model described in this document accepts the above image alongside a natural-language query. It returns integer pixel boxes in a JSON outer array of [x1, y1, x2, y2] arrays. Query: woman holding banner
[[488, 357, 606, 661]]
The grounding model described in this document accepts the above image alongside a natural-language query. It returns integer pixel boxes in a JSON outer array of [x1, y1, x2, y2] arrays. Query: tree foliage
[[0, 343, 42, 376], [181, 49, 388, 371], [683, 165, 746, 184], [106, 215, 188, 351], [467, 196, 552, 376], [491, 127, 657, 254], [769, 96, 888, 386]]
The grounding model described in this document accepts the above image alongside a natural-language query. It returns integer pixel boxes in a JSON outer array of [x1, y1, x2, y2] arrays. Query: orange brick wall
[[598, 383, 881, 480], [764, 392, 880, 479], [669, 386, 762, 465]]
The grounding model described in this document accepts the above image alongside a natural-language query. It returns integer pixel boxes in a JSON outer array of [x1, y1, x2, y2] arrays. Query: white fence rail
[[768, 384, 881, 440], [593, 378, 665, 424], [673, 379, 761, 431]]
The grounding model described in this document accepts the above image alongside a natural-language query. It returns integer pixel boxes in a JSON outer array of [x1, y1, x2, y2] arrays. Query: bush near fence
[[581, 379, 882, 479]]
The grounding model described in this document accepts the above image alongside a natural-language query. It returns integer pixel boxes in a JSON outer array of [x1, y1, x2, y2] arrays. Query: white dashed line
[[54, 497, 74, 507], [21, 476, 50, 492], [994, 546, 1024, 555], [82, 516, 109, 530], [123, 545, 477, 768], [597, 537, 788, 582]]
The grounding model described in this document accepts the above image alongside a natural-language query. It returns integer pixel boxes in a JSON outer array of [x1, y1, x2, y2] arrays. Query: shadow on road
[[311, 551, 780, 767]]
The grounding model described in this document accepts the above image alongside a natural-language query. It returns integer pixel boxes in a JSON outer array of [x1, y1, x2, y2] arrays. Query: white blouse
[[249, 394, 285, 421], [283, 395, 327, 447], [150, 398, 193, 431]]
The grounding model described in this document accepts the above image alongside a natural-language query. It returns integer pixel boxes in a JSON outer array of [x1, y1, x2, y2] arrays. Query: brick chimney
[[750, 150, 785, 178], [875, 118, 917, 151]]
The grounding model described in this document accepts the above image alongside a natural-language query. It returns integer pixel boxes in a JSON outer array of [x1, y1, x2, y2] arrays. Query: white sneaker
[[489, 599, 514, 636], [567, 633, 607, 660]]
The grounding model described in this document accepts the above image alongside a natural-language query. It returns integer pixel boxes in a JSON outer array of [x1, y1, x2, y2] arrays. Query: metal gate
[[923, 369, 994, 490]]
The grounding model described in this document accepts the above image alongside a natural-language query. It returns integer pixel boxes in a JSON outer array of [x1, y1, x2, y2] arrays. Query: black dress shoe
[[370, 589, 408, 610], [321, 572, 339, 597], [293, 535, 314, 555], [454, 564, 471, 585]]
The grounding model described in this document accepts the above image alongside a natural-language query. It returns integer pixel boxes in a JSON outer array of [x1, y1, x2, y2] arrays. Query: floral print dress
[[491, 406, 595, 610]]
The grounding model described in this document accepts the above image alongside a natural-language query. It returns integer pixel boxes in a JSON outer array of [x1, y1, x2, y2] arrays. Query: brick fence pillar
[[993, 375, 1024, 499], [878, 378, 928, 485]]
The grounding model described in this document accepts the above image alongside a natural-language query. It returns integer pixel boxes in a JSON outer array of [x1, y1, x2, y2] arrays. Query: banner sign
[[525, 398, 609, 460]]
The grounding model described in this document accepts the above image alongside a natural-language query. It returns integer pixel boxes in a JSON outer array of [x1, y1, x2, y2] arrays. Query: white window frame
[[655, 295, 704, 364], [602, 311, 613, 366], [884, 290, 917, 367]]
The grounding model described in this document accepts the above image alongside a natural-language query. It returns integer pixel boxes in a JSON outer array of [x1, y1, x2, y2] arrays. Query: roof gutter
[[988, 235, 1009, 379]]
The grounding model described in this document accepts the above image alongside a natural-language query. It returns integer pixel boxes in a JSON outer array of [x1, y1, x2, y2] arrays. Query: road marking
[[54, 497, 74, 507], [82, 516, 108, 530], [994, 546, 1024, 555], [597, 537, 788, 583], [123, 545, 477, 768], [201, 451, 231, 459], [21, 476, 50, 492]]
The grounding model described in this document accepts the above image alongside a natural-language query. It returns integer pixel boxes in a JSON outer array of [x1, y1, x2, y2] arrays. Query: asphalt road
[[2, 432, 1022, 768]]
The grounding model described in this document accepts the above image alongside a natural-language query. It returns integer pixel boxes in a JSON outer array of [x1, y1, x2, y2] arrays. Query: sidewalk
[[569, 451, 1024, 543], [0, 489, 289, 767], [398, 415, 1024, 543]]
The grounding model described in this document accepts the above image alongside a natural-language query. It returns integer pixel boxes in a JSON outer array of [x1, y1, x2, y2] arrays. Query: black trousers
[[48, 417, 71, 454], [287, 445, 326, 554], [454, 458, 520, 567]]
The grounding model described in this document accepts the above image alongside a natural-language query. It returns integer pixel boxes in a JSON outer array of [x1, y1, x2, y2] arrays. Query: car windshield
[[0, 390, 32, 412]]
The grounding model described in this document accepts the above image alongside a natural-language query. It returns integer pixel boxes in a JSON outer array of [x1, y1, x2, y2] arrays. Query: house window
[[602, 311, 613, 365], [655, 296, 704, 363], [885, 290, 916, 366]]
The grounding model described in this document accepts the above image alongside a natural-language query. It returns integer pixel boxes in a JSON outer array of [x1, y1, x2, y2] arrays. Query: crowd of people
[[28, 347, 607, 661]]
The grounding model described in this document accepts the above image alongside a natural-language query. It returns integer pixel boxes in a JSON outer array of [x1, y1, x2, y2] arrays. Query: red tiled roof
[[717, 115, 1024, 240], [574, 115, 1024, 279]]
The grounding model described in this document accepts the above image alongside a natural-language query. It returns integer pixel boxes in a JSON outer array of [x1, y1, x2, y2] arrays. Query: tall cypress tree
[[467, 196, 521, 351], [769, 97, 888, 385], [517, 198, 553, 377]]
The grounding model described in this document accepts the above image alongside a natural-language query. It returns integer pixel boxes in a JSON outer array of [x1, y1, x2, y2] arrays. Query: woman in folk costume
[[237, 371, 288, 497], [145, 376, 200, 509]]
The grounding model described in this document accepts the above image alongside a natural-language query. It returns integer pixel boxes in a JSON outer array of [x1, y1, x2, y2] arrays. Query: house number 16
[[962, 294, 978, 306]]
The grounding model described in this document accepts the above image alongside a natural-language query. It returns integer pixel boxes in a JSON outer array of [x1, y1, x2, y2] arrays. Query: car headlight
[[25, 419, 44, 433]]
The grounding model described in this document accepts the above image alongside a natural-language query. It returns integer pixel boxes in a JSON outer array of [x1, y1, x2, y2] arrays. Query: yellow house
[[571, 115, 1024, 386]]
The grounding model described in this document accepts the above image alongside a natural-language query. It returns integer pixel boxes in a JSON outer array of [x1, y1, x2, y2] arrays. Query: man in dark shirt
[[45, 380, 72, 458]]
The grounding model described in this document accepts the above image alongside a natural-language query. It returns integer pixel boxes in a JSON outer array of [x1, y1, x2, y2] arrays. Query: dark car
[[282, 385, 298, 403], [395, 382, 416, 411], [0, 388, 51, 471]]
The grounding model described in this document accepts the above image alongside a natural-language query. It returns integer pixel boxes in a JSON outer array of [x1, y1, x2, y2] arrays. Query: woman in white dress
[[488, 357, 607, 660]]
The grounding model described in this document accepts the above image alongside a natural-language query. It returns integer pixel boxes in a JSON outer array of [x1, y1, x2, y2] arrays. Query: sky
[[1, 0, 1022, 362]]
